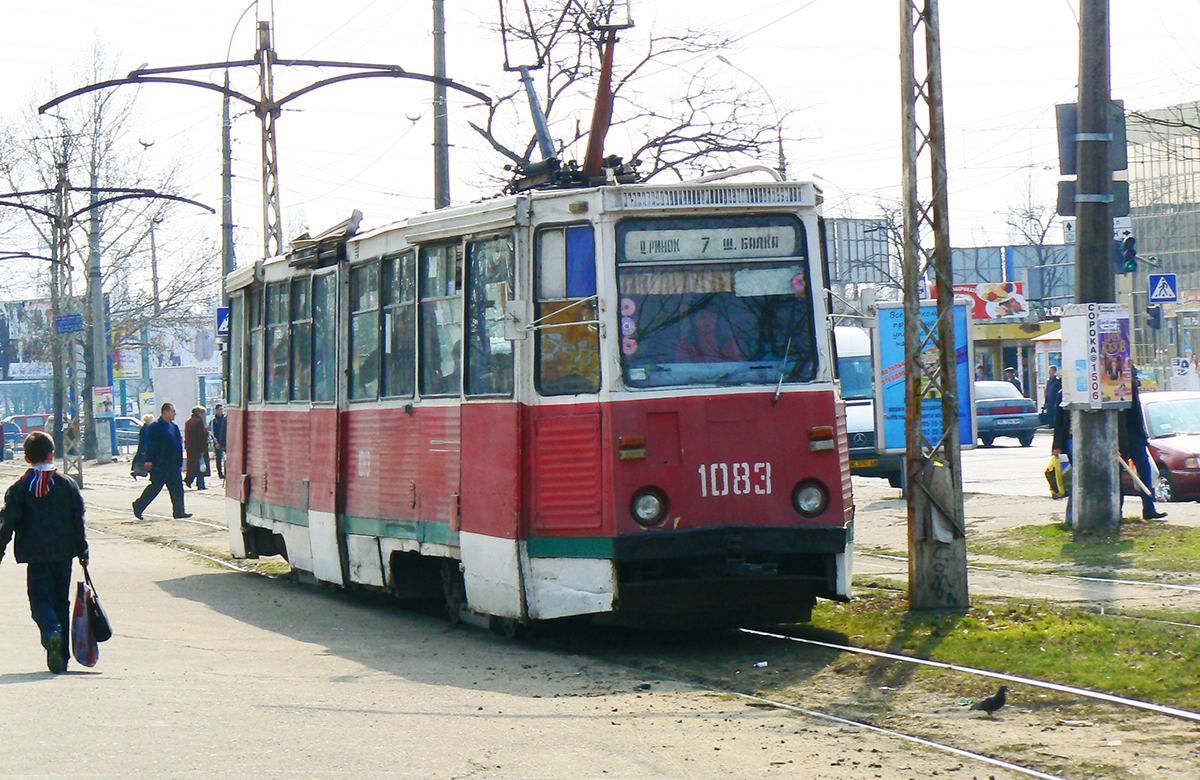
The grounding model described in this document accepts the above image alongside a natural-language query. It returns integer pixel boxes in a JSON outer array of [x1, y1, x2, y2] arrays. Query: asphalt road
[[959, 427, 1055, 496], [0, 464, 1006, 779]]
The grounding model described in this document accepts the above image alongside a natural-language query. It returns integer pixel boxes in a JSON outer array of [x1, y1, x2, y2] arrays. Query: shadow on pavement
[[155, 568, 844, 699]]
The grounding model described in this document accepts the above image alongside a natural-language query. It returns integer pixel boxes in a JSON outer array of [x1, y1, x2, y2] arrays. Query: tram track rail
[[738, 627, 1200, 725]]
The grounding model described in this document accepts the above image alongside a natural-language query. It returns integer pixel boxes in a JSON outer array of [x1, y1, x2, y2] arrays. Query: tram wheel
[[441, 561, 466, 625]]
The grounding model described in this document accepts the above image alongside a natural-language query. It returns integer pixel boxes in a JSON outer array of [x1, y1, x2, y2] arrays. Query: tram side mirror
[[504, 300, 528, 341]]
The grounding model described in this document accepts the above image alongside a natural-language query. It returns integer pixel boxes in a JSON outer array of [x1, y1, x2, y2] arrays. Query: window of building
[[350, 262, 381, 400], [229, 294, 243, 407], [535, 225, 600, 395], [264, 282, 291, 402], [382, 251, 416, 398], [248, 287, 264, 403], [466, 234, 515, 396], [419, 243, 462, 396], [290, 278, 312, 401], [312, 272, 337, 403]]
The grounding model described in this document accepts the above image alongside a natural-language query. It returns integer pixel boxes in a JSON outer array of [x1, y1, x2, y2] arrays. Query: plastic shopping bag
[[72, 580, 99, 667], [1044, 454, 1070, 499]]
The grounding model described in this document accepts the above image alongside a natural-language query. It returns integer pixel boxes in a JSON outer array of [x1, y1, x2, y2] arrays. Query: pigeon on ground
[[969, 685, 1008, 716]]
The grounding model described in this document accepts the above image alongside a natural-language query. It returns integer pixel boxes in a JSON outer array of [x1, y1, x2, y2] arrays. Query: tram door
[[306, 269, 344, 584], [458, 234, 525, 618]]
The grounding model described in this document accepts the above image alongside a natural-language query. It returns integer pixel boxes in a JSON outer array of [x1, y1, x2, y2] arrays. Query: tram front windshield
[[617, 260, 818, 389]]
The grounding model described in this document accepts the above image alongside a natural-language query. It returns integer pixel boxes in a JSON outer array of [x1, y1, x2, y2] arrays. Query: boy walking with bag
[[0, 432, 89, 673]]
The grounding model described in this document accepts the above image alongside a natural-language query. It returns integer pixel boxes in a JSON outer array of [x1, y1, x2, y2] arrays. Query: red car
[[2, 414, 49, 442], [1121, 391, 1200, 502]]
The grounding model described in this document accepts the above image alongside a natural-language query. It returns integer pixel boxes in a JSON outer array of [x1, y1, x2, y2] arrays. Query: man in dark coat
[[132, 402, 191, 519], [0, 431, 89, 673], [210, 404, 227, 481], [1119, 371, 1166, 520], [1003, 366, 1024, 396], [183, 406, 209, 491], [1041, 365, 1062, 426]]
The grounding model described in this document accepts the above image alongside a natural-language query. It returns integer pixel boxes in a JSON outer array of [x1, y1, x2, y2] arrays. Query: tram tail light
[[618, 434, 647, 460], [808, 425, 836, 452]]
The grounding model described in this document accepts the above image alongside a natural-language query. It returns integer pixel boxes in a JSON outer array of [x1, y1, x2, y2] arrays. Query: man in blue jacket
[[132, 402, 191, 520]]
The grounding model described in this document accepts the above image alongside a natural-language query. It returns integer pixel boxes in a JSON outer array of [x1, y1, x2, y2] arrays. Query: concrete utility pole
[[87, 150, 113, 464], [50, 162, 69, 465], [899, 0, 969, 610], [1071, 0, 1121, 533], [432, 0, 450, 209]]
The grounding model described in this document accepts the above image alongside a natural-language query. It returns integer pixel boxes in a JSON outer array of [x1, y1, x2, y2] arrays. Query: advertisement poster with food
[[933, 282, 1029, 320]]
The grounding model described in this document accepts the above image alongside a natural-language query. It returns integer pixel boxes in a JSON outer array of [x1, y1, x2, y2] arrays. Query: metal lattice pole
[[256, 21, 283, 259], [900, 0, 969, 610]]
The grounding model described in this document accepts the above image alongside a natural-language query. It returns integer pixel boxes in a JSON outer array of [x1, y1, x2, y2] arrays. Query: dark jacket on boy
[[0, 468, 88, 671]]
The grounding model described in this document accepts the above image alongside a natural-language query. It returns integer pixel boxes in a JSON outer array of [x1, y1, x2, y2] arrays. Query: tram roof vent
[[605, 183, 815, 211]]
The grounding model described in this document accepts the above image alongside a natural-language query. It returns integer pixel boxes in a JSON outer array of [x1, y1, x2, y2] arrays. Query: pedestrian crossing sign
[[1148, 273, 1178, 304], [216, 305, 230, 338]]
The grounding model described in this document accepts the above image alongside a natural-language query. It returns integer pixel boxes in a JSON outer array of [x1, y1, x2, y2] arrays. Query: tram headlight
[[792, 481, 828, 517], [631, 488, 668, 527]]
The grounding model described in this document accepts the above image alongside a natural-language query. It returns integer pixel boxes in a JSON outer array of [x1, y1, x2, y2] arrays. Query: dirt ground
[[2, 460, 1197, 778]]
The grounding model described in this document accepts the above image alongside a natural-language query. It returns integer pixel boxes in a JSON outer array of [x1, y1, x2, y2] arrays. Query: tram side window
[[419, 244, 463, 396], [466, 235, 515, 396], [350, 263, 381, 400], [535, 225, 600, 395], [290, 278, 312, 401], [264, 282, 290, 402], [312, 272, 337, 403], [382, 251, 416, 398], [229, 295, 243, 407], [248, 287, 264, 403]]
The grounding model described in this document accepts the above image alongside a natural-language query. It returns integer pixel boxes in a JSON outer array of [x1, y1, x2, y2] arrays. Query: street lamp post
[[716, 55, 787, 180]]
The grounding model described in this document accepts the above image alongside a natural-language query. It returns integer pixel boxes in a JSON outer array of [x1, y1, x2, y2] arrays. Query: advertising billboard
[[1061, 303, 1132, 409], [932, 282, 1029, 320], [874, 300, 976, 455]]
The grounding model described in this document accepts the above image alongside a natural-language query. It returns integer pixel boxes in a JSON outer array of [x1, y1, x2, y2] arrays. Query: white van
[[834, 326, 904, 488]]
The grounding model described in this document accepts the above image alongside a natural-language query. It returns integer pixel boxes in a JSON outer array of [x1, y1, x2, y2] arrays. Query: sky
[[1, 0, 1199, 279]]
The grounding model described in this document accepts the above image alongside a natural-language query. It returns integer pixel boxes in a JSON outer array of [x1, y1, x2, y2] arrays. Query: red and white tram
[[223, 179, 853, 628]]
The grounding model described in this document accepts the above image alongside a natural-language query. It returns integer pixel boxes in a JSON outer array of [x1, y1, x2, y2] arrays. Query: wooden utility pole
[[1072, 0, 1121, 533], [899, 0, 969, 609]]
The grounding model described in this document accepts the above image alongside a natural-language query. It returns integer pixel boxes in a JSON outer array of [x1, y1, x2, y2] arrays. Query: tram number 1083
[[697, 462, 773, 497]]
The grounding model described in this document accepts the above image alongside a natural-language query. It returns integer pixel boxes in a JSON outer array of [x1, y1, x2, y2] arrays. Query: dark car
[[1120, 391, 1200, 502], [113, 416, 143, 448], [974, 381, 1039, 447]]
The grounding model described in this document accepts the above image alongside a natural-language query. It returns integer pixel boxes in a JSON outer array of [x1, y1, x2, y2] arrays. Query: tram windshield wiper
[[773, 335, 794, 404]]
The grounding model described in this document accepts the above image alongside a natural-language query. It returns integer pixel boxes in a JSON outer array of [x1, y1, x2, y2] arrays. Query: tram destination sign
[[622, 225, 797, 263]]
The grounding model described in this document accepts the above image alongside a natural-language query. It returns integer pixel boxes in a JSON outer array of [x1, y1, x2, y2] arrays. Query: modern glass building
[[1126, 100, 1200, 375]]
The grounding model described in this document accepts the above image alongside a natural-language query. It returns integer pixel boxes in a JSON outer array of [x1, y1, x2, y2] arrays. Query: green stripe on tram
[[246, 498, 309, 527], [343, 515, 457, 546], [526, 536, 615, 559]]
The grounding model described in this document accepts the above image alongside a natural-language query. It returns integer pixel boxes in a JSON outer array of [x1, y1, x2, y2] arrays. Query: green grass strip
[[971, 521, 1200, 574], [802, 593, 1200, 711]]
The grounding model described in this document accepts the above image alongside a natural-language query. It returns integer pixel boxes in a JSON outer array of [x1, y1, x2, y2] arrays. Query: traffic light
[[1120, 233, 1138, 273], [1147, 304, 1163, 330]]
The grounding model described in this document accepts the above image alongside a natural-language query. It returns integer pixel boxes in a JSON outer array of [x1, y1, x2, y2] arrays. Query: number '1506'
[[697, 462, 773, 497]]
